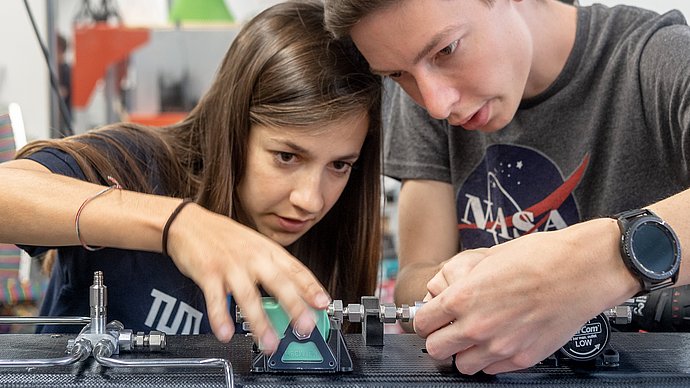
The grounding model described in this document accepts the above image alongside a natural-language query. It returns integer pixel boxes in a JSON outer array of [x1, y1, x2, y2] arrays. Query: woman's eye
[[439, 40, 458, 56], [331, 161, 353, 173], [388, 71, 403, 78], [276, 152, 297, 164]]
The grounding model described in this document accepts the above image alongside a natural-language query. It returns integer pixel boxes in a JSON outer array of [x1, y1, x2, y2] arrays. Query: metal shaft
[[90, 271, 107, 334]]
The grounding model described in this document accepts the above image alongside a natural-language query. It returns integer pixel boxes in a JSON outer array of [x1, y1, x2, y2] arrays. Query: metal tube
[[93, 343, 234, 388], [0, 316, 91, 325], [0, 338, 90, 367]]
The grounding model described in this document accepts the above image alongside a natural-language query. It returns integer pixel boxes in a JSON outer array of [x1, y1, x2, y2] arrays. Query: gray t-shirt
[[383, 4, 690, 250]]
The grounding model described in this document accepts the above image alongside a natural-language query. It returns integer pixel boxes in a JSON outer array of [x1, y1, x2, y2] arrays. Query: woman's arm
[[0, 159, 330, 354]]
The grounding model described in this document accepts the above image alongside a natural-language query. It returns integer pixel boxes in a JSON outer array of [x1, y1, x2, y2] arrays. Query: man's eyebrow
[[413, 25, 462, 64], [369, 24, 463, 75]]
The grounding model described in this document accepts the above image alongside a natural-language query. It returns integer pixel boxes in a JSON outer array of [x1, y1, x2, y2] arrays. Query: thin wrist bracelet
[[74, 176, 122, 251]]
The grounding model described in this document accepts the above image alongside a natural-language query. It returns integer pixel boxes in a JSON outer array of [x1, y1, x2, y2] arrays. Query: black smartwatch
[[615, 209, 681, 294]]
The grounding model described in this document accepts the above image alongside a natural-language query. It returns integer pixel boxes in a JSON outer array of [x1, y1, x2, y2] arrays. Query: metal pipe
[[93, 341, 234, 388], [0, 338, 90, 368], [0, 316, 91, 325]]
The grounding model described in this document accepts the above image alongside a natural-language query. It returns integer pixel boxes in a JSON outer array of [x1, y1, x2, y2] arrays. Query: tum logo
[[145, 288, 203, 334]]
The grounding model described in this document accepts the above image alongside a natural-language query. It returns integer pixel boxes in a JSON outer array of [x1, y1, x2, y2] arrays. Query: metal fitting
[[345, 303, 363, 323], [148, 331, 166, 351], [134, 331, 146, 349], [330, 300, 344, 322], [409, 301, 425, 322], [118, 329, 133, 351], [132, 331, 166, 351], [380, 303, 397, 323], [397, 304, 411, 322], [89, 271, 107, 334], [605, 305, 633, 325], [327, 300, 423, 323], [327, 301, 364, 323]]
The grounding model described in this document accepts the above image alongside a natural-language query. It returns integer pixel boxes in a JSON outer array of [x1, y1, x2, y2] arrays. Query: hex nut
[[118, 329, 133, 351], [614, 305, 632, 325], [148, 331, 166, 351], [380, 303, 397, 323], [134, 331, 145, 349], [400, 304, 411, 322], [346, 304, 363, 323], [332, 300, 344, 321]]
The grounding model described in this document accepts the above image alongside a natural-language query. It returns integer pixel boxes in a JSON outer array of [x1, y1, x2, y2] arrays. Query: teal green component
[[283, 341, 323, 363], [261, 297, 331, 361]]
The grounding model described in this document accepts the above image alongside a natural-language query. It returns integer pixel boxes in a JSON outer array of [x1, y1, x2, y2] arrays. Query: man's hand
[[414, 218, 640, 374]]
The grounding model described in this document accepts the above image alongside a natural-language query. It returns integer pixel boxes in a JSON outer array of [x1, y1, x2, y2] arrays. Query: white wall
[[0, 0, 50, 141]]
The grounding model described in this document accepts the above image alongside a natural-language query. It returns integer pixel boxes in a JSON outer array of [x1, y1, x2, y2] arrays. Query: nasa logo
[[457, 144, 587, 248]]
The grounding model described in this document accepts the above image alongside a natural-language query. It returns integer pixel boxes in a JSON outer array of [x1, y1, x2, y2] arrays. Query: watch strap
[[615, 208, 656, 225], [645, 277, 677, 293]]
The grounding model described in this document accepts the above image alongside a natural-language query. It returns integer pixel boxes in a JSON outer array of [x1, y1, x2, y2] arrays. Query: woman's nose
[[289, 171, 325, 214]]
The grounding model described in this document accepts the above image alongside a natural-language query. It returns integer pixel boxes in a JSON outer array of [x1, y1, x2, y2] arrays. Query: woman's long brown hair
[[19, 0, 382, 310]]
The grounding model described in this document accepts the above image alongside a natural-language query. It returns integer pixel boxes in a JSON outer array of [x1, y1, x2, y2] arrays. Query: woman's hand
[[165, 202, 331, 353]]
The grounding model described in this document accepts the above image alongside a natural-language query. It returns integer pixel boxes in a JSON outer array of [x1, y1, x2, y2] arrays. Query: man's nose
[[415, 73, 459, 121]]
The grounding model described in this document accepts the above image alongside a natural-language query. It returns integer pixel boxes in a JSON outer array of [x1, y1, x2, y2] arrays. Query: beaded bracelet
[[74, 176, 122, 251], [161, 198, 194, 257]]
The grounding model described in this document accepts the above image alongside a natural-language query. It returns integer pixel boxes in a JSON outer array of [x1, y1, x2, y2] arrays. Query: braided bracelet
[[75, 176, 122, 251], [162, 198, 194, 257]]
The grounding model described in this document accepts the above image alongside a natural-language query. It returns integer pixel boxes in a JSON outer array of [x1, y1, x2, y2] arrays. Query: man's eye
[[439, 40, 458, 56], [388, 71, 403, 78]]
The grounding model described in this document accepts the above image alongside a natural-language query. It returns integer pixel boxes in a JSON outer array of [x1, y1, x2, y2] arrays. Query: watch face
[[630, 220, 680, 279]]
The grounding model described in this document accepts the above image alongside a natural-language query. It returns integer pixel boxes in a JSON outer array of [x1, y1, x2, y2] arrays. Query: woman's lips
[[276, 216, 310, 233]]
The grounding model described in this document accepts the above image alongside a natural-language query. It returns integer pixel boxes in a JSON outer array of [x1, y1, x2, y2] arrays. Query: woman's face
[[238, 112, 369, 246]]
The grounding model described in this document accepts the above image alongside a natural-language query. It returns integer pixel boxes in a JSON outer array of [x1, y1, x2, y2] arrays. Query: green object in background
[[169, 0, 234, 23], [262, 297, 331, 363]]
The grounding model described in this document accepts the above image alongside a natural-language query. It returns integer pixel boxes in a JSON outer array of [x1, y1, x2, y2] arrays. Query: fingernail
[[261, 331, 279, 354], [217, 323, 234, 343], [293, 313, 315, 339], [315, 291, 331, 308]]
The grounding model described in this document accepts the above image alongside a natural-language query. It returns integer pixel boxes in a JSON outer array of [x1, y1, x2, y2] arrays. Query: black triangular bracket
[[251, 318, 352, 373]]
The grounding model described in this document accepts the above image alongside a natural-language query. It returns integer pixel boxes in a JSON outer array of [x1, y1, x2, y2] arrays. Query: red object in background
[[73, 24, 150, 108], [127, 112, 187, 127]]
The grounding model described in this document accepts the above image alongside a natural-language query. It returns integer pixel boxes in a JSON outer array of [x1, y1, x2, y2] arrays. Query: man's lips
[[451, 102, 490, 130]]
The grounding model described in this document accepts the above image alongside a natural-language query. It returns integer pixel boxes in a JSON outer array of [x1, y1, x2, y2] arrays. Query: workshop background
[[0, 0, 688, 332]]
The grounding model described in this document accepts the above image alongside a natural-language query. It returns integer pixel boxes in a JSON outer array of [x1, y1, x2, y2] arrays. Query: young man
[[325, 0, 690, 375]]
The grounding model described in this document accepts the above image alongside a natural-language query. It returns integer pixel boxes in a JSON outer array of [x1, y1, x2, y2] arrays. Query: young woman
[[0, 0, 381, 354]]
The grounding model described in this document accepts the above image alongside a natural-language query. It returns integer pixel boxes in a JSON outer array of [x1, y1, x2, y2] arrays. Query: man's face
[[351, 0, 533, 132]]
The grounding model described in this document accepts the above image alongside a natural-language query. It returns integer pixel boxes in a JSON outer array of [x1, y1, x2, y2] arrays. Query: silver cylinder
[[90, 271, 107, 334]]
